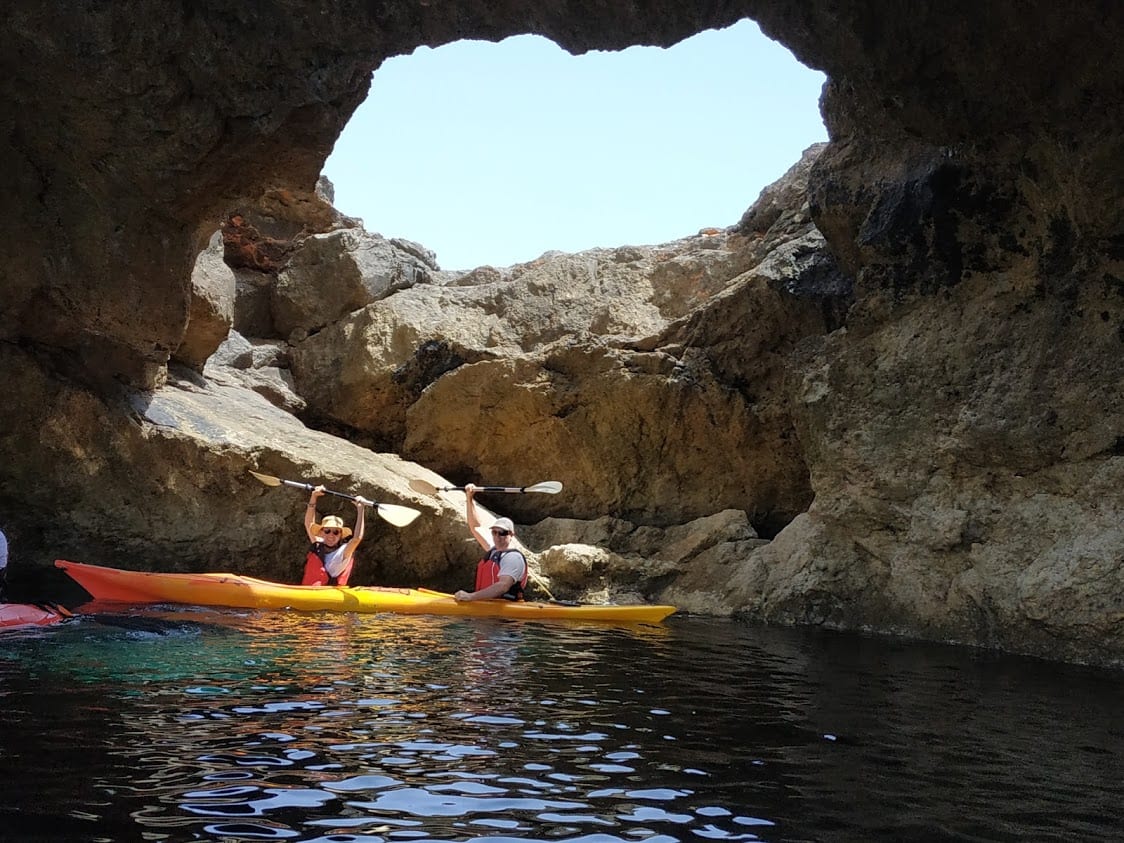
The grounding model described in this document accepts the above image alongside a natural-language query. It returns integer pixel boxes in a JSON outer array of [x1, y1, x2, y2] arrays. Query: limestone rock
[[173, 231, 235, 372], [203, 333, 307, 416], [286, 233, 766, 447], [278, 180, 842, 532], [735, 142, 827, 240], [221, 179, 362, 275], [403, 345, 788, 526], [537, 543, 615, 589], [535, 542, 678, 605], [527, 509, 763, 604], [208, 332, 256, 370], [232, 268, 278, 339], [273, 229, 438, 339], [0, 345, 477, 591]]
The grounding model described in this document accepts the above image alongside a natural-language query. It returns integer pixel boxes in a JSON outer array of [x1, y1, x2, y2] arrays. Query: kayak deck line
[[54, 560, 677, 624]]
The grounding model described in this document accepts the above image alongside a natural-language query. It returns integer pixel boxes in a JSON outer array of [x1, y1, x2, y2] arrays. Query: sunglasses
[[321, 528, 342, 536], [491, 529, 512, 537]]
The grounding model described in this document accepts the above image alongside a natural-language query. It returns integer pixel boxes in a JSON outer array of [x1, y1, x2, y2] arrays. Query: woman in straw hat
[[302, 485, 369, 586]]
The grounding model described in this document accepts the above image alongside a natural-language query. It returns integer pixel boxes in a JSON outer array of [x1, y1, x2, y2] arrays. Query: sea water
[[1, 608, 1121, 842]]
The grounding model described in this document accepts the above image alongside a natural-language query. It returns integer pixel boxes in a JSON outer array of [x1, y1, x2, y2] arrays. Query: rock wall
[[733, 2, 1124, 664], [0, 2, 1121, 666]]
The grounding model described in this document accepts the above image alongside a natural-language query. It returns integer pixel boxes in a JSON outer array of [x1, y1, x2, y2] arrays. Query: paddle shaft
[[286, 479, 421, 526], [249, 470, 421, 527], [409, 478, 561, 496], [528, 569, 557, 602], [474, 485, 548, 493], [283, 478, 364, 503]]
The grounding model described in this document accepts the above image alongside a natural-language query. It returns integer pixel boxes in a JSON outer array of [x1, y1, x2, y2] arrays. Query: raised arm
[[465, 484, 490, 551], [342, 497, 369, 561], [304, 485, 325, 541]]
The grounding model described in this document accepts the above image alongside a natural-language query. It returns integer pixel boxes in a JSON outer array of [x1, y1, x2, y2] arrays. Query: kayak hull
[[55, 560, 677, 623], [0, 602, 70, 630]]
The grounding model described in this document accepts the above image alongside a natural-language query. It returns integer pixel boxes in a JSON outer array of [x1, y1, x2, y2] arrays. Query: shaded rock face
[[1, 2, 1123, 667], [0, 0, 755, 390], [173, 232, 235, 371], [0, 344, 473, 599], [729, 4, 1124, 665]]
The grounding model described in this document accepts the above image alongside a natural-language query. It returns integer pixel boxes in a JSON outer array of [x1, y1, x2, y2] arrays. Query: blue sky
[[322, 19, 827, 271]]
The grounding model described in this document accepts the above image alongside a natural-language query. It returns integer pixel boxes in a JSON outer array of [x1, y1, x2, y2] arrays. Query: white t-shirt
[[474, 525, 527, 582], [315, 541, 351, 578], [0, 529, 8, 572], [494, 549, 526, 582]]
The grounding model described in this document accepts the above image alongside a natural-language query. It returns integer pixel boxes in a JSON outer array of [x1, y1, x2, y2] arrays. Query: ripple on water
[[1, 611, 1122, 841]]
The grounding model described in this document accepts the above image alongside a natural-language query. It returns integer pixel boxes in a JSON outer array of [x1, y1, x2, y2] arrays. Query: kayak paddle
[[249, 470, 421, 527], [33, 601, 74, 619], [409, 478, 563, 496]]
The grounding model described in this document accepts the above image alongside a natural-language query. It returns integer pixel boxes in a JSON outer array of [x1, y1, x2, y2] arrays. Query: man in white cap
[[455, 484, 528, 602]]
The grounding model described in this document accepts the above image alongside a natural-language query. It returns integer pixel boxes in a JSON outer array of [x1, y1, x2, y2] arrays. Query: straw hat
[[313, 515, 352, 540]]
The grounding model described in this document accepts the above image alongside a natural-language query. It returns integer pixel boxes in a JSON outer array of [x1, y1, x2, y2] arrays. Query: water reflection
[[1, 611, 1122, 841]]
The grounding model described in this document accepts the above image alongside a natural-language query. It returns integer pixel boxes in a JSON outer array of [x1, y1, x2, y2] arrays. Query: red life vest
[[474, 548, 528, 601], [303, 543, 354, 586]]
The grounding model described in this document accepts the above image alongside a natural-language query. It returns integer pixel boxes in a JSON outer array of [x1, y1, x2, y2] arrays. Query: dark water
[[1, 609, 1122, 842]]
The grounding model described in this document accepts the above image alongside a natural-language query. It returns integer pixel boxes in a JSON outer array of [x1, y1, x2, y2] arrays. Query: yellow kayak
[[55, 560, 677, 624]]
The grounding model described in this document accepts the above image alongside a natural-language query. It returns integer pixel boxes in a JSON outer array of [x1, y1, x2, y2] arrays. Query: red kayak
[[0, 602, 72, 630]]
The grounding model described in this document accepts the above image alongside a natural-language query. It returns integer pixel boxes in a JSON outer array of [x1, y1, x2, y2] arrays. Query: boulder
[[272, 229, 437, 339], [173, 231, 236, 371]]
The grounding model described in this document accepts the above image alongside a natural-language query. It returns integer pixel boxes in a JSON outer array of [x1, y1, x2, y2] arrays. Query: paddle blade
[[524, 481, 563, 494], [376, 503, 422, 528], [249, 470, 283, 487], [408, 478, 442, 497]]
